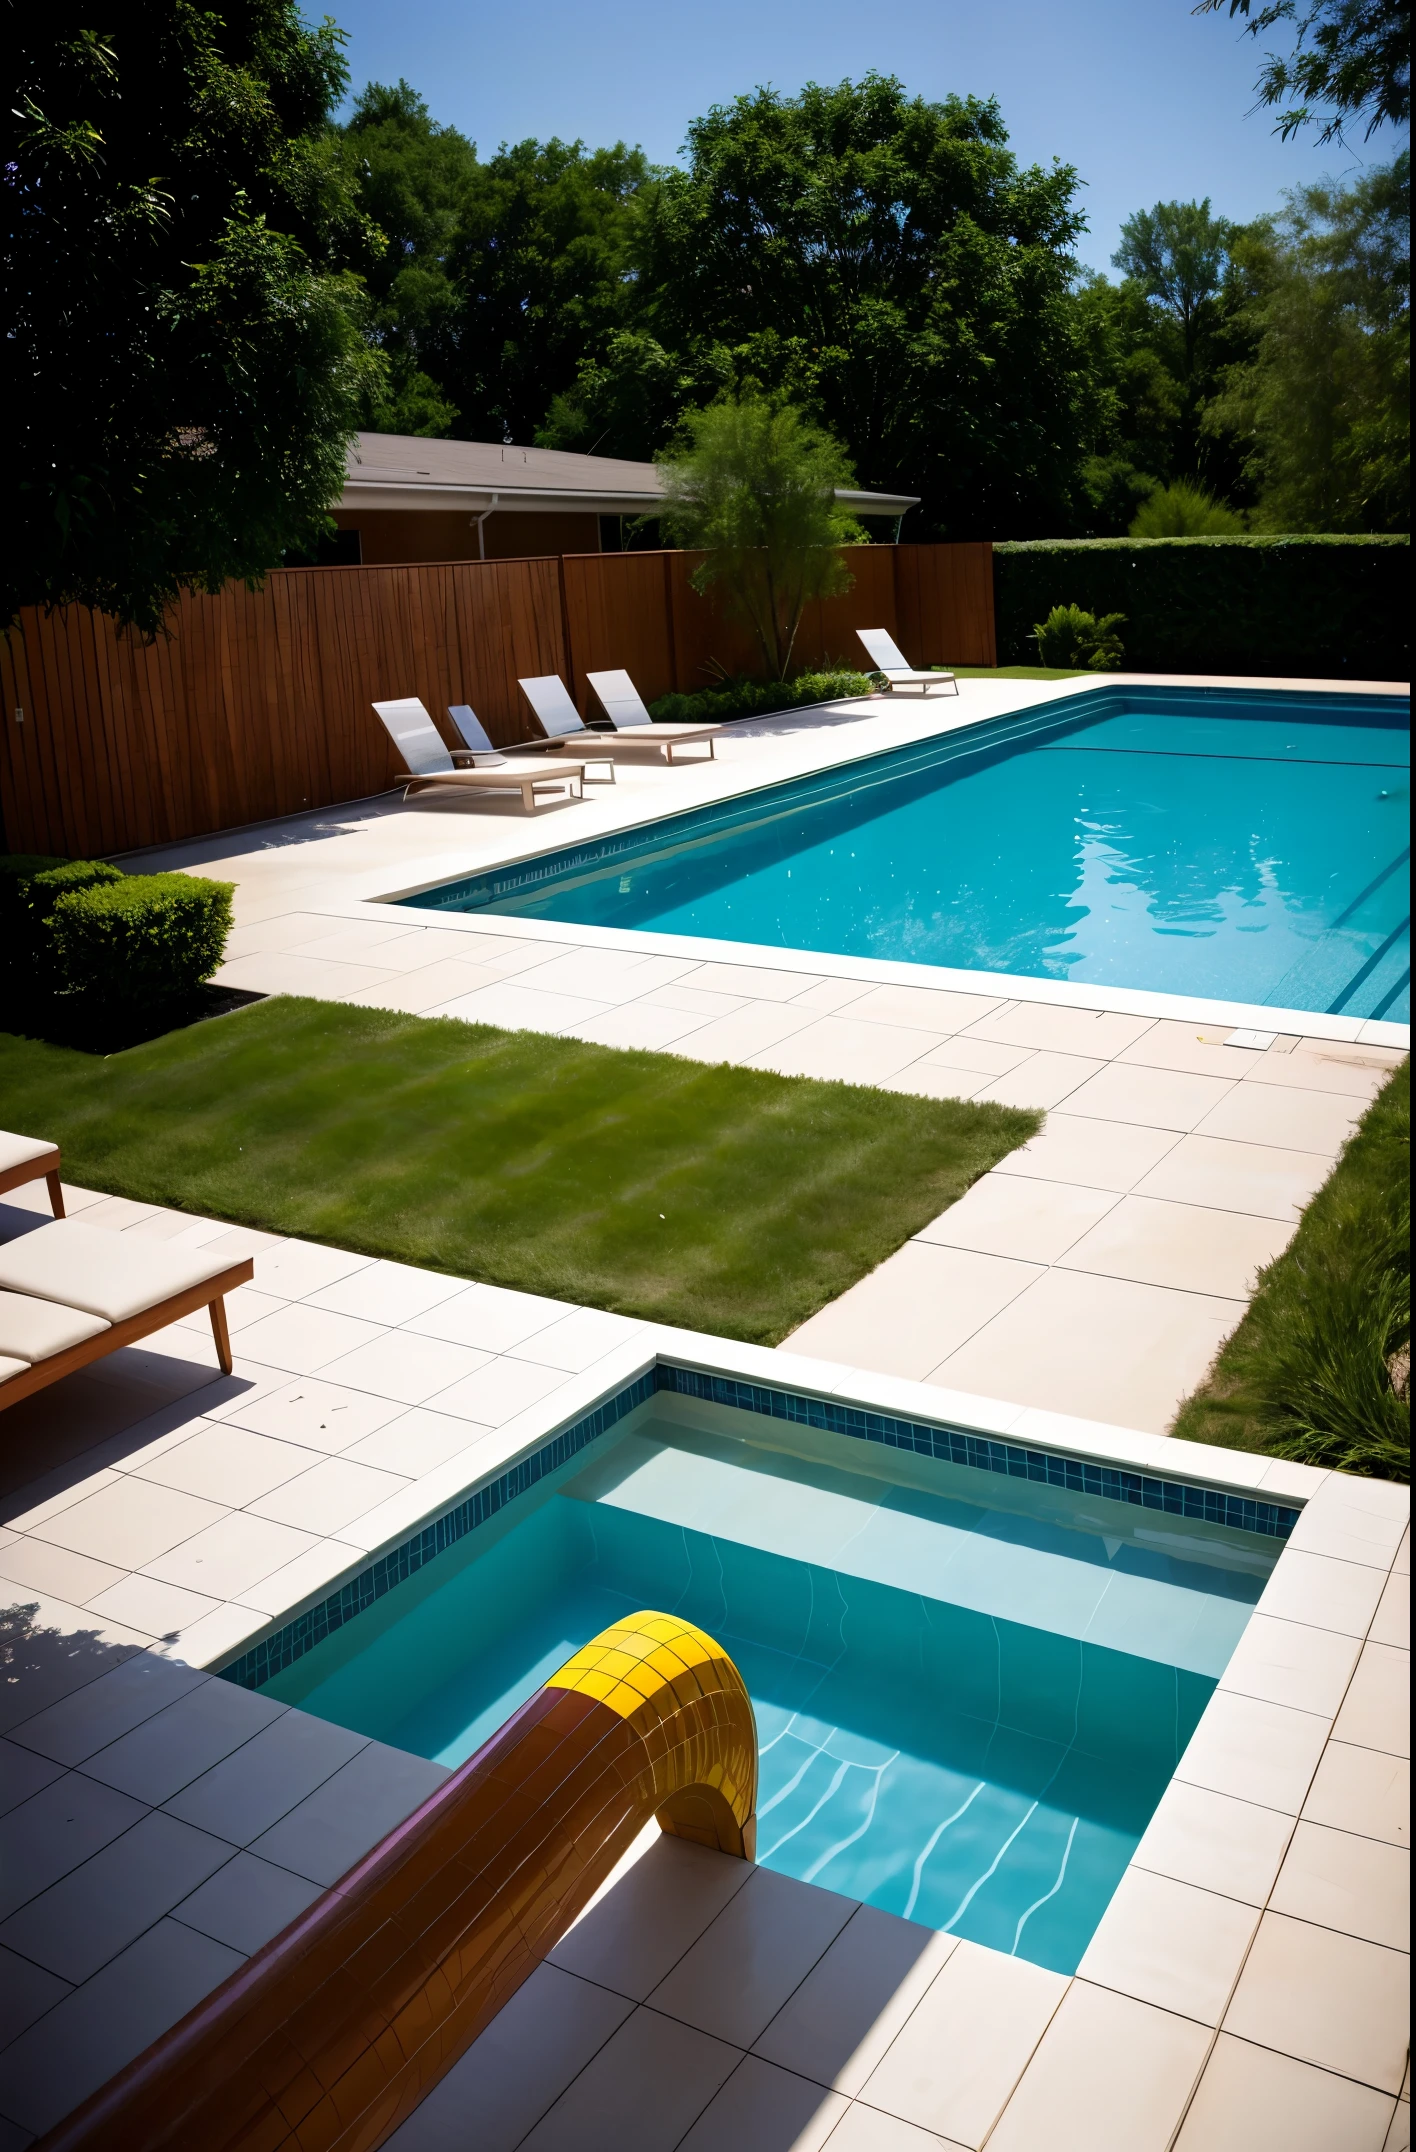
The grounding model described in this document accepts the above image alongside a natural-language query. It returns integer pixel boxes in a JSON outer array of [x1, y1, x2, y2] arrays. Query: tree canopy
[[337, 74, 1108, 539], [572, 76, 1105, 538], [4, 1, 383, 634]]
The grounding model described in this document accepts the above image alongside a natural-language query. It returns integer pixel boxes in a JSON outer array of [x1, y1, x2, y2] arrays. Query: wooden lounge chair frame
[[519, 674, 720, 764], [585, 670, 721, 761], [447, 705, 616, 783], [401, 766, 588, 811], [0, 1255, 255, 1409], [0, 1145, 64, 1220]]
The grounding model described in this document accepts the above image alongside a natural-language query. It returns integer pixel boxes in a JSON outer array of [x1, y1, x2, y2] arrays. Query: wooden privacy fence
[[0, 543, 994, 859]]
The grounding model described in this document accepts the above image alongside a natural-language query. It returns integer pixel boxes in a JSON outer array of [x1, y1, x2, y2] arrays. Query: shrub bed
[[993, 535, 1410, 678], [0, 854, 234, 1036], [648, 668, 873, 725]]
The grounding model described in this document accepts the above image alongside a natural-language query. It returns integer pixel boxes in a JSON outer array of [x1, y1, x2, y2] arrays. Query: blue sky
[[325, 0, 1397, 269]]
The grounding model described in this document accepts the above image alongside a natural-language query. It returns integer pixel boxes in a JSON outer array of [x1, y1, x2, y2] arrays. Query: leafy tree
[[443, 139, 651, 444], [1194, 0, 1410, 145], [1206, 153, 1410, 529], [4, 3, 384, 634], [657, 395, 864, 678], [1076, 202, 1267, 529], [537, 331, 705, 462], [1112, 200, 1234, 382], [1129, 479, 1248, 533], [580, 76, 1108, 536], [335, 80, 476, 436]]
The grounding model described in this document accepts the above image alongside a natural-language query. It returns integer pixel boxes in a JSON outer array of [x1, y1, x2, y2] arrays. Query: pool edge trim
[[215, 1351, 1304, 1694]]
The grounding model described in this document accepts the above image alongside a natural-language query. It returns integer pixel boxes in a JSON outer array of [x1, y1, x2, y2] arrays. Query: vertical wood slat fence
[[0, 543, 994, 859]]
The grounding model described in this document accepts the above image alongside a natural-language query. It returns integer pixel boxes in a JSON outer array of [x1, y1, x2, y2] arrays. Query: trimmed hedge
[[993, 536, 1410, 679], [648, 668, 874, 725], [1, 855, 234, 1016]]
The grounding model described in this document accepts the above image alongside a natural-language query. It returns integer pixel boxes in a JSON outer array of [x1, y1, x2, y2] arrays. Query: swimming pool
[[262, 1403, 1277, 1976], [404, 686, 1411, 1022]]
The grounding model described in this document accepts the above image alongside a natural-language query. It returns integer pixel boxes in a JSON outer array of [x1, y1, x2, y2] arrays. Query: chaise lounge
[[0, 1215, 255, 1409], [856, 629, 958, 696], [372, 698, 588, 811], [446, 702, 615, 783], [518, 673, 722, 763]]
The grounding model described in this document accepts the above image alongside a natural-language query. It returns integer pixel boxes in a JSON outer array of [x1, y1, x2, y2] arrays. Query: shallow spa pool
[[261, 1405, 1279, 1974], [402, 686, 1410, 1021]]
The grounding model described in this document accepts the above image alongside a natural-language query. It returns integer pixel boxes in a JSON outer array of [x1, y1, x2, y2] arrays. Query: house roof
[[339, 433, 918, 520]]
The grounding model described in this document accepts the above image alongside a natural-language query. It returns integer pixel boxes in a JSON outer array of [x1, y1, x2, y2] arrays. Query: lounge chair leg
[[45, 1170, 65, 1219], [209, 1296, 233, 1375]]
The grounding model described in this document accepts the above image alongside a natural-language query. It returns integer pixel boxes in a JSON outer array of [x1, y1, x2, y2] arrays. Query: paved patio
[[0, 1164, 1405, 2148]]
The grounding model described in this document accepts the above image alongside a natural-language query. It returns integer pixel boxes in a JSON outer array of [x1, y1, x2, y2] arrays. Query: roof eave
[[338, 480, 921, 519]]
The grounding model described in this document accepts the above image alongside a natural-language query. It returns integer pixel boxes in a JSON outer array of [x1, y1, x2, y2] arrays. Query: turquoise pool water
[[405, 687, 1410, 1021], [266, 1416, 1274, 1974]]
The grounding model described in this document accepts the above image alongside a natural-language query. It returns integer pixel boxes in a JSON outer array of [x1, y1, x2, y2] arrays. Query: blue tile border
[[219, 1370, 655, 1691], [656, 1364, 1300, 1540], [219, 1358, 1298, 1692]]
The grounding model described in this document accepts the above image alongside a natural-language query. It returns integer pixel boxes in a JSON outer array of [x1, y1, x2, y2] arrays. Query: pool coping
[[360, 673, 1412, 1046], [218, 1347, 1303, 1693], [212, 1322, 1321, 1695]]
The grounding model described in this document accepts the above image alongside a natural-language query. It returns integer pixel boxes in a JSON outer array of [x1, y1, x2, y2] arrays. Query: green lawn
[[1173, 1060, 1410, 1480], [948, 666, 1095, 681], [0, 999, 1038, 1345]]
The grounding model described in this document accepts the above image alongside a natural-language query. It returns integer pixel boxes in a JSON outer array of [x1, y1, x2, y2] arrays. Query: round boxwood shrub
[[45, 872, 235, 1013]]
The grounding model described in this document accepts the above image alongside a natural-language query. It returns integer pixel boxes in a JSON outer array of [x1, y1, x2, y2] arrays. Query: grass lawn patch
[[0, 998, 1038, 1346], [1173, 1060, 1409, 1480], [948, 666, 1094, 680]]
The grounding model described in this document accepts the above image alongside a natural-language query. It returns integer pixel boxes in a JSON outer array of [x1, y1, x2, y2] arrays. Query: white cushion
[[0, 1221, 238, 1324], [0, 1131, 57, 1175], [0, 1291, 109, 1363], [0, 1355, 30, 1386]]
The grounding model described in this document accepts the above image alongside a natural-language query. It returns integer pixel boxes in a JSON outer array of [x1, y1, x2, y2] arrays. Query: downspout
[[471, 494, 500, 560]]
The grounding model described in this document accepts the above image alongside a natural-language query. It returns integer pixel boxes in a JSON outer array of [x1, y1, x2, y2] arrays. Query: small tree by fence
[[657, 395, 865, 678]]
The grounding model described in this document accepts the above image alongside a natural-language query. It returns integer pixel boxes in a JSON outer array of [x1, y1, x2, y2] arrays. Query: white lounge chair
[[856, 630, 958, 697], [447, 703, 614, 784], [372, 698, 586, 812], [519, 674, 720, 764], [585, 670, 721, 761], [0, 1217, 254, 1408]]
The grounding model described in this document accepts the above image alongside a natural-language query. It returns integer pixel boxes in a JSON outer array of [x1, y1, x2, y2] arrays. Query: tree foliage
[[1194, 0, 1410, 144], [1130, 479, 1248, 533], [335, 79, 475, 435], [657, 395, 864, 678], [4, 2, 384, 634], [617, 76, 1104, 537], [1112, 200, 1234, 379], [1206, 153, 1410, 530]]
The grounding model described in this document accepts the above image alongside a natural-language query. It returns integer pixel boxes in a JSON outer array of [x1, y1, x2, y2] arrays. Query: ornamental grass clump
[[1174, 1059, 1410, 1481]]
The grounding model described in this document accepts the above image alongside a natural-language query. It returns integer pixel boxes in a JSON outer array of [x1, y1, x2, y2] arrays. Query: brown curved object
[[38, 1613, 757, 2152]]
